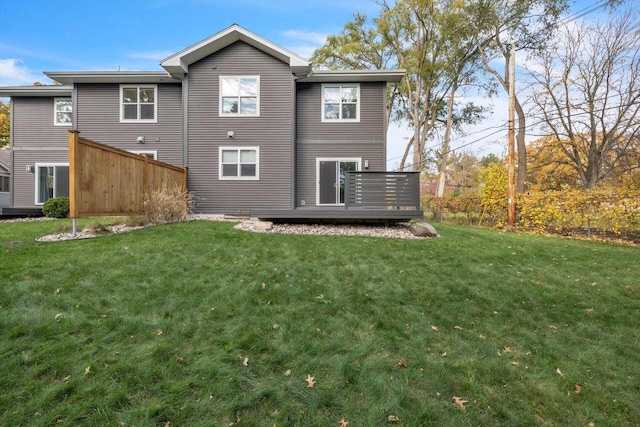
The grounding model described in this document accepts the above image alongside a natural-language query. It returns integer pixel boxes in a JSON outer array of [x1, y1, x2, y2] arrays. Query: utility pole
[[507, 42, 516, 227]]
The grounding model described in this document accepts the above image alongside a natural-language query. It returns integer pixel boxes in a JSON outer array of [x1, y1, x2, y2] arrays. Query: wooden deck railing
[[69, 130, 187, 217], [344, 171, 420, 210]]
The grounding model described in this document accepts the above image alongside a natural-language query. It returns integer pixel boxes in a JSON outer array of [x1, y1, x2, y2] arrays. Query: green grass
[[1, 219, 639, 426]]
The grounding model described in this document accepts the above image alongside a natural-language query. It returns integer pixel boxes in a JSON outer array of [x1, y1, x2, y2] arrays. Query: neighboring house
[[0, 25, 421, 220], [0, 148, 10, 207]]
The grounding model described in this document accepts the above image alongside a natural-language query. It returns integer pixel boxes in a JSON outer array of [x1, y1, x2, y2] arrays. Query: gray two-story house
[[0, 25, 421, 220]]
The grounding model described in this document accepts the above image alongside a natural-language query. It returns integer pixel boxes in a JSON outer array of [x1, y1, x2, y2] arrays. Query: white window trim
[[316, 157, 361, 206], [219, 76, 260, 117], [54, 97, 72, 126], [321, 83, 360, 123], [0, 173, 9, 193], [119, 84, 158, 123], [128, 150, 158, 160], [219, 147, 260, 180], [34, 163, 69, 205]]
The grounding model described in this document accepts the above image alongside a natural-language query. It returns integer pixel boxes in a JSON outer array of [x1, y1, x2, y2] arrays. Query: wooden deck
[[251, 207, 423, 223], [0, 207, 44, 219]]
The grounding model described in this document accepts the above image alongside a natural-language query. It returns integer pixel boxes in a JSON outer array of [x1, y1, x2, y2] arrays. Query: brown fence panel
[[69, 130, 187, 217]]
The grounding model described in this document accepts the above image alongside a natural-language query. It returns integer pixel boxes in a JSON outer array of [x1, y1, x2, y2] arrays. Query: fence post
[[68, 130, 81, 236]]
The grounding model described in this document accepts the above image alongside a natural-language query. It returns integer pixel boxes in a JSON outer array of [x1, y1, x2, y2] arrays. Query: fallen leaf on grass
[[431, 326, 438, 332], [306, 375, 316, 388], [549, 325, 557, 329], [63, 375, 71, 383], [284, 369, 291, 376], [243, 357, 249, 367], [156, 329, 163, 336], [503, 346, 512, 353], [441, 352, 448, 357], [454, 325, 463, 330], [261, 282, 266, 289], [397, 359, 408, 367], [453, 396, 468, 410], [575, 384, 582, 394], [84, 366, 91, 375], [273, 323, 279, 330], [556, 368, 564, 377], [54, 313, 63, 321], [339, 418, 349, 427], [388, 414, 400, 422]]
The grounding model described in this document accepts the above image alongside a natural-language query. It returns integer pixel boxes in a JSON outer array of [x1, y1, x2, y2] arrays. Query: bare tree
[[528, 11, 640, 188]]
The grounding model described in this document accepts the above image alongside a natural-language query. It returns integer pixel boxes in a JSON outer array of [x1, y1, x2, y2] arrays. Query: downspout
[[292, 70, 313, 209], [182, 76, 189, 169]]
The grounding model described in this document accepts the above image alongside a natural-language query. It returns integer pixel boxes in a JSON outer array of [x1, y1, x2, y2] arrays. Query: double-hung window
[[322, 84, 360, 122], [220, 76, 259, 116], [35, 163, 69, 204], [219, 147, 259, 180], [54, 98, 72, 126], [0, 174, 9, 193], [120, 85, 157, 122]]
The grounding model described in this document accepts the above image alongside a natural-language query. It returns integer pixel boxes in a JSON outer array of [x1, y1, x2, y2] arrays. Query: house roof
[[300, 69, 406, 83], [160, 24, 312, 77], [44, 71, 179, 85], [0, 85, 72, 97]]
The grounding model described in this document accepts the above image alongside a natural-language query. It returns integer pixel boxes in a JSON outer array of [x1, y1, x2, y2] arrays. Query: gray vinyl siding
[[76, 83, 183, 166], [187, 41, 294, 214], [295, 142, 384, 208], [295, 82, 387, 207], [12, 150, 69, 207], [296, 82, 386, 143], [11, 97, 71, 207]]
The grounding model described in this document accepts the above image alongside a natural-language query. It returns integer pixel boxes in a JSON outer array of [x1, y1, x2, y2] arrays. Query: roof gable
[[160, 24, 311, 77]]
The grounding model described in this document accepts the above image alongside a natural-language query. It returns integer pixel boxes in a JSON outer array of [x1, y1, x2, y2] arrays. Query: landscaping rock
[[253, 220, 273, 231], [409, 222, 439, 238]]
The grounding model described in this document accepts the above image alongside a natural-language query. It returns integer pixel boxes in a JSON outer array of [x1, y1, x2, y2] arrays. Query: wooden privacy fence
[[69, 130, 187, 217]]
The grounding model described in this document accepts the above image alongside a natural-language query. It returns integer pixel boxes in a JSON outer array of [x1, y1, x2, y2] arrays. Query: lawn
[[1, 219, 639, 426]]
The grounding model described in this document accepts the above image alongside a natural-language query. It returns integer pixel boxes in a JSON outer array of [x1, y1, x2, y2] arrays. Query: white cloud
[[0, 58, 43, 86], [282, 30, 327, 59]]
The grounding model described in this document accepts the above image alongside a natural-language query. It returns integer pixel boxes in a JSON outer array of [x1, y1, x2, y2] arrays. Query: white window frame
[[128, 150, 157, 160], [219, 76, 260, 117], [120, 84, 158, 123], [316, 157, 361, 206], [219, 147, 260, 180], [34, 163, 69, 205], [321, 84, 360, 123], [54, 97, 72, 126], [0, 173, 9, 193]]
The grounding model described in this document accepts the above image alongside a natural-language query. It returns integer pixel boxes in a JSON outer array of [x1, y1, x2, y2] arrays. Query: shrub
[[143, 183, 194, 224], [42, 197, 70, 218]]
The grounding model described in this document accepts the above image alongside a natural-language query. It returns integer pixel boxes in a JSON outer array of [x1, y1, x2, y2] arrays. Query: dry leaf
[[511, 360, 519, 365], [431, 326, 438, 332], [441, 352, 448, 357], [575, 384, 582, 394], [549, 325, 557, 329], [273, 323, 279, 330], [284, 369, 291, 376], [503, 346, 512, 353], [63, 375, 71, 383], [339, 419, 349, 427], [388, 415, 400, 422], [84, 366, 91, 375], [306, 375, 316, 388], [454, 325, 463, 330], [453, 396, 468, 410], [54, 313, 63, 321], [261, 283, 266, 289], [587, 422, 594, 427], [176, 356, 184, 363], [163, 422, 170, 427], [156, 329, 163, 336], [397, 359, 408, 367], [243, 357, 249, 367], [556, 368, 564, 377]]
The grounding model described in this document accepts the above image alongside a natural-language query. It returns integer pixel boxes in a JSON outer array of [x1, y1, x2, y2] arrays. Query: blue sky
[[0, 0, 382, 85], [0, 0, 623, 168]]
